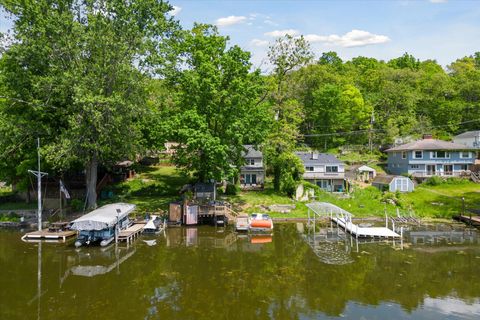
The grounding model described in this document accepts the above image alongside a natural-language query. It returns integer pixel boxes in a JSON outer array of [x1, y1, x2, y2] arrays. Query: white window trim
[[413, 150, 423, 159], [326, 165, 339, 173], [410, 164, 420, 169], [401, 152, 407, 159], [460, 152, 471, 159], [431, 151, 450, 159]]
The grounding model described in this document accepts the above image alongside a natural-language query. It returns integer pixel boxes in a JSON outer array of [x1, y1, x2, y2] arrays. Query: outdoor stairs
[[471, 172, 480, 183]]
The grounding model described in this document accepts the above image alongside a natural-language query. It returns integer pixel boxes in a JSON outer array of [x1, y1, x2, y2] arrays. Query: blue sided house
[[386, 135, 477, 178]]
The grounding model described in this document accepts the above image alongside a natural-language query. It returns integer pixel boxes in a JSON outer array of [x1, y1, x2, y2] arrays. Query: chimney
[[311, 152, 319, 160], [423, 134, 433, 140]]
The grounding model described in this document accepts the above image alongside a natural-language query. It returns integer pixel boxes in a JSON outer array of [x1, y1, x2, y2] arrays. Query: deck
[[22, 229, 77, 242], [118, 223, 146, 243], [332, 217, 400, 238], [454, 214, 480, 226]]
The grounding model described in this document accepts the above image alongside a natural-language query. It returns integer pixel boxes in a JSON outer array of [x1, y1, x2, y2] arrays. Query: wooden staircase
[[471, 172, 480, 183]]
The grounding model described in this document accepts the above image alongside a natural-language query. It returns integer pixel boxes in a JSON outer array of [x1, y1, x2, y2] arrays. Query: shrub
[[70, 199, 84, 212], [424, 176, 443, 186], [225, 183, 239, 195]]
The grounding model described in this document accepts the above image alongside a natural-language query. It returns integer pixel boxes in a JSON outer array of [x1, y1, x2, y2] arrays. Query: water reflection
[[1, 224, 480, 320]]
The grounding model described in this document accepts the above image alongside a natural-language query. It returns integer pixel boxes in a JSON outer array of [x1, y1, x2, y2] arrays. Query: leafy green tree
[[266, 34, 312, 191], [0, 0, 178, 208], [167, 24, 269, 182]]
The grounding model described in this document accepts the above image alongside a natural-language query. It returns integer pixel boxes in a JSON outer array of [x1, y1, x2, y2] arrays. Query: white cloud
[[264, 19, 279, 26], [251, 39, 269, 47], [170, 6, 182, 16], [264, 29, 299, 37], [429, 0, 447, 3], [304, 29, 390, 47], [215, 15, 247, 27]]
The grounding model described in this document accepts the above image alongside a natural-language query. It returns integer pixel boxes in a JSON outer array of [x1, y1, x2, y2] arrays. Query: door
[[427, 165, 436, 176], [251, 174, 257, 184], [245, 174, 251, 184], [443, 165, 453, 176]]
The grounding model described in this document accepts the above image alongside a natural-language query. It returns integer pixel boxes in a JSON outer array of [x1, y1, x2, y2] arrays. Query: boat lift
[[306, 202, 401, 239]]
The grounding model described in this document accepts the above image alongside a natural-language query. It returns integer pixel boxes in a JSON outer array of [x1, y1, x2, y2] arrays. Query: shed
[[194, 182, 215, 200], [347, 165, 377, 182], [372, 175, 414, 193]]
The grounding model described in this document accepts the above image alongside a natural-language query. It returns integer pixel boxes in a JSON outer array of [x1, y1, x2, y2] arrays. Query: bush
[[424, 176, 443, 186], [225, 183, 239, 195], [70, 199, 84, 212]]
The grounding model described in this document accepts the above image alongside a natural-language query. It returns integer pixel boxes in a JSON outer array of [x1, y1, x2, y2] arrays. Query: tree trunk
[[273, 164, 281, 191], [85, 153, 98, 210]]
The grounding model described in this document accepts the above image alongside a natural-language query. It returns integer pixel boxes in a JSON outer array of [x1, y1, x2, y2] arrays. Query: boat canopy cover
[[144, 215, 158, 230], [70, 203, 136, 231]]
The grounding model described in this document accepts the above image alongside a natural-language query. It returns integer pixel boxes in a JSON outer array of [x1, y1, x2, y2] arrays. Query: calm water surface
[[1, 223, 480, 320]]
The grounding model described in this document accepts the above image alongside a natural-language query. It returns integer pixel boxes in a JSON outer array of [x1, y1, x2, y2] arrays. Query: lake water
[[1, 223, 480, 320]]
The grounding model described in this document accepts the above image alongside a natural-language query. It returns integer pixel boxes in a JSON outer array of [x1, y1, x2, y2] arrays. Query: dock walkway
[[307, 202, 400, 239], [118, 223, 146, 244], [22, 229, 77, 242]]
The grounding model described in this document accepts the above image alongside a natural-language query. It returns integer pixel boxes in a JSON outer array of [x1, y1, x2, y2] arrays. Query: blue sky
[[1, 0, 479, 70], [169, 0, 480, 70]]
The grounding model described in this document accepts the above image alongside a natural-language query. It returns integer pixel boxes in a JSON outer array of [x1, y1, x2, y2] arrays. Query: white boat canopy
[[70, 203, 136, 231]]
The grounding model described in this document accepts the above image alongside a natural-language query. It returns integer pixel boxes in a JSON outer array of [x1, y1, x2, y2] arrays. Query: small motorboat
[[235, 214, 250, 232], [249, 213, 273, 232], [143, 215, 164, 234]]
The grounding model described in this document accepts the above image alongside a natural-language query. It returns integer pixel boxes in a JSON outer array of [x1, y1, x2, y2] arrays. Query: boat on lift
[[143, 215, 165, 234], [249, 213, 273, 232], [70, 203, 136, 247]]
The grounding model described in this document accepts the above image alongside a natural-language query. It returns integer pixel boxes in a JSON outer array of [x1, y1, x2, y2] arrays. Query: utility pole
[[28, 138, 48, 231], [368, 110, 375, 153]]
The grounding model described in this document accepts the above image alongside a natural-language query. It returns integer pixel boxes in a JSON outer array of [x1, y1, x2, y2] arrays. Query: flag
[[59, 180, 71, 199]]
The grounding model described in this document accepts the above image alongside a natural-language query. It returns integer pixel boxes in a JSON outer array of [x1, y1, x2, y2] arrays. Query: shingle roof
[[243, 145, 262, 158], [295, 151, 344, 165], [454, 131, 480, 139], [372, 175, 402, 185], [386, 138, 475, 152]]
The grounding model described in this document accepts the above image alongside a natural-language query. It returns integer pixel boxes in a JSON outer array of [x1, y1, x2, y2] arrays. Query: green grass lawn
[[99, 165, 191, 213], [98, 164, 478, 219]]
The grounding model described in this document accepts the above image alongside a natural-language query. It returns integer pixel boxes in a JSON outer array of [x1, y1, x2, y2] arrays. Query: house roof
[[243, 145, 262, 158], [372, 175, 409, 185], [295, 151, 344, 165], [386, 138, 475, 152], [349, 164, 376, 172], [454, 131, 480, 139]]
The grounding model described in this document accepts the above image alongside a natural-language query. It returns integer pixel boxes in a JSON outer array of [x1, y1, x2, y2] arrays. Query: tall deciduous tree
[[167, 24, 269, 182], [0, 0, 178, 208], [266, 34, 312, 191]]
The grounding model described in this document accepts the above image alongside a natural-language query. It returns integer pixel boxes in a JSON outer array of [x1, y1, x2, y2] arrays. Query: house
[[346, 164, 376, 182], [385, 135, 477, 178], [372, 175, 414, 192], [295, 151, 346, 192], [453, 131, 480, 149], [240, 145, 265, 190]]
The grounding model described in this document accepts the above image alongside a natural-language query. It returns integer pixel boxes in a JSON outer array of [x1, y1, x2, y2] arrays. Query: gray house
[[453, 131, 480, 149], [386, 135, 477, 178], [372, 175, 414, 192], [240, 145, 265, 190], [295, 151, 346, 192]]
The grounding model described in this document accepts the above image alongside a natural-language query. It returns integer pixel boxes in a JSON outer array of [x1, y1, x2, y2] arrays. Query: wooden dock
[[22, 229, 77, 242], [454, 214, 480, 227], [332, 217, 400, 238], [118, 222, 146, 244], [307, 202, 401, 239]]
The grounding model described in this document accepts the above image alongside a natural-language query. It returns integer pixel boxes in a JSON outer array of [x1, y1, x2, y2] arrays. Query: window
[[460, 164, 468, 171], [305, 166, 314, 172], [413, 151, 423, 159], [460, 152, 471, 159], [402, 152, 407, 159], [410, 164, 420, 169], [431, 151, 450, 159], [245, 159, 255, 165], [326, 166, 338, 173]]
